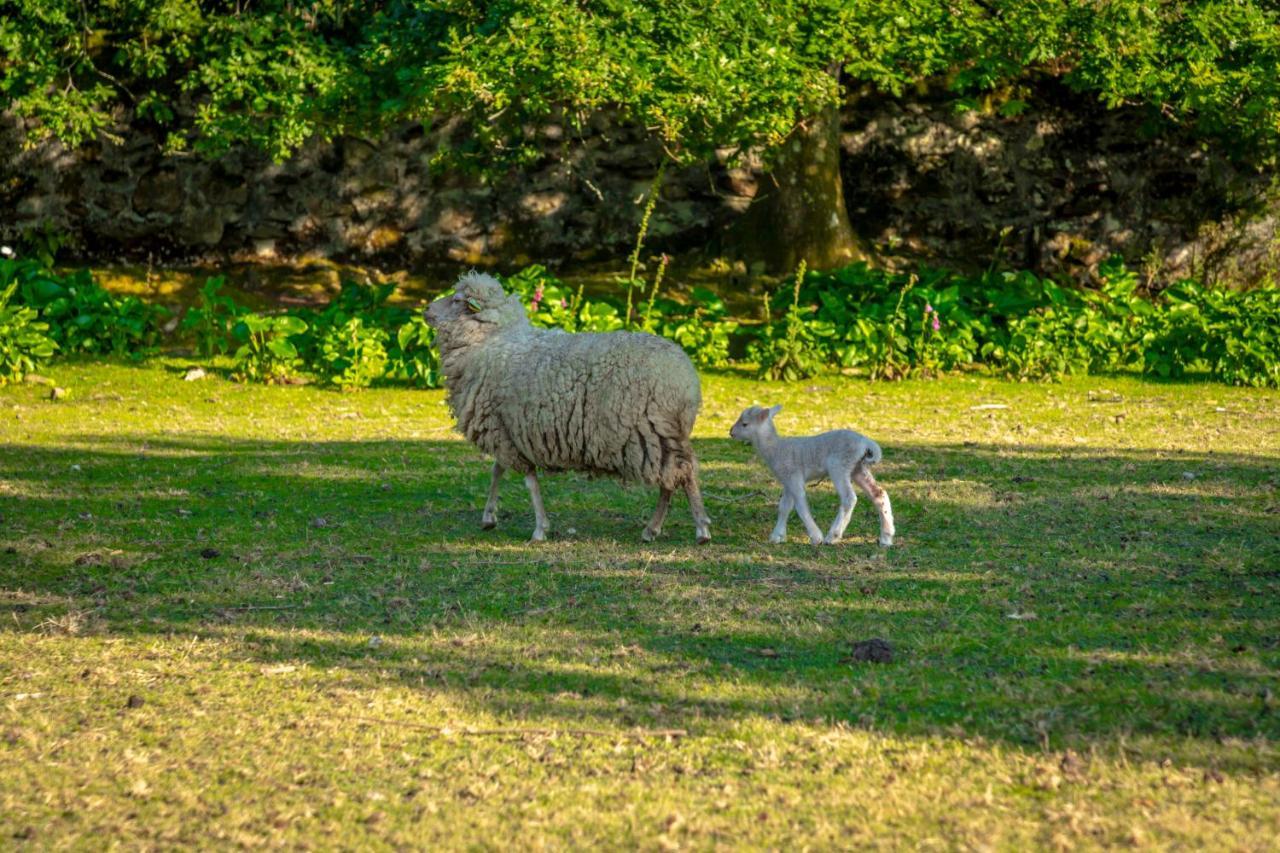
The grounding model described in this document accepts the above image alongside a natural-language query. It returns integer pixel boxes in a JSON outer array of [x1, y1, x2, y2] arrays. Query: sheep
[[424, 271, 711, 544], [730, 404, 894, 547]]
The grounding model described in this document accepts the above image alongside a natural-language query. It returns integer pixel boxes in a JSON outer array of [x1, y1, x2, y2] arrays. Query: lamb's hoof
[[879, 535, 894, 547], [822, 535, 840, 545], [768, 534, 785, 544], [696, 534, 711, 545], [641, 527, 658, 543], [481, 519, 497, 530], [530, 531, 547, 543]]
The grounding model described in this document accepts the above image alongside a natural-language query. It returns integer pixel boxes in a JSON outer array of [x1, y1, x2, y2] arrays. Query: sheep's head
[[424, 272, 529, 350], [730, 404, 781, 441]]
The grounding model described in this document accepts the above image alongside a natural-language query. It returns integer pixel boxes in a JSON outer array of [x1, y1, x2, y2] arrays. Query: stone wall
[[3, 82, 1276, 284], [841, 81, 1278, 286]]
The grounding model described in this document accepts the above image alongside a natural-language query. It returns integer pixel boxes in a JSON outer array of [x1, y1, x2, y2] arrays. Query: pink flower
[[924, 303, 933, 314], [931, 314, 941, 332], [530, 284, 544, 311]]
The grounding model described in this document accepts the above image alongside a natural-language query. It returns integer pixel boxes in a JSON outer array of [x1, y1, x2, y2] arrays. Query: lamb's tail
[[862, 438, 882, 467]]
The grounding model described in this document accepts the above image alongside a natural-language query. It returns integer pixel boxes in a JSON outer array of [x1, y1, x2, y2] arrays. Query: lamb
[[424, 271, 711, 543], [730, 404, 894, 547]]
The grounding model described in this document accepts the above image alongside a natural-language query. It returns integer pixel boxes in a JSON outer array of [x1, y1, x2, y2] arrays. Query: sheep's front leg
[[524, 473, 550, 542], [824, 469, 857, 544], [853, 466, 895, 547], [482, 462, 505, 529], [642, 487, 673, 542], [789, 476, 825, 546], [769, 488, 795, 544]]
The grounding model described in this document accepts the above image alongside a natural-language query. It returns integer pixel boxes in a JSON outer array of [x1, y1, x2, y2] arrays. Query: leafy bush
[[1145, 281, 1280, 388], [230, 314, 309, 384], [748, 258, 1277, 387], [751, 262, 829, 381], [181, 276, 245, 356], [0, 282, 57, 385], [2, 260, 164, 356], [314, 317, 389, 390], [387, 316, 439, 388]]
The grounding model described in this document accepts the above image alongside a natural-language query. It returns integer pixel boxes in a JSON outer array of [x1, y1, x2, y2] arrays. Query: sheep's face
[[425, 272, 529, 350], [730, 404, 780, 441]]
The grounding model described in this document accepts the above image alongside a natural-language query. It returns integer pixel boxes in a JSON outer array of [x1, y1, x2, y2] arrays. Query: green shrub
[[181, 276, 245, 356], [1146, 281, 1280, 388], [315, 317, 389, 390], [0, 281, 57, 385], [751, 262, 829, 381], [387, 316, 439, 388], [2, 260, 164, 356], [230, 314, 309, 384]]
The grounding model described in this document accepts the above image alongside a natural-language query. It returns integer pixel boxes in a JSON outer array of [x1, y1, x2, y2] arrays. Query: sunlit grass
[[1, 361, 1278, 847]]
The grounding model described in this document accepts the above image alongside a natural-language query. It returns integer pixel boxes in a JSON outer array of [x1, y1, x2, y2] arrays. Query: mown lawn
[[2, 361, 1278, 848]]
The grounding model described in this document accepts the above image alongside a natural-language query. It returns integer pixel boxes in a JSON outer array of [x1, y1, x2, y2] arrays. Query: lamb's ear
[[767, 404, 782, 418]]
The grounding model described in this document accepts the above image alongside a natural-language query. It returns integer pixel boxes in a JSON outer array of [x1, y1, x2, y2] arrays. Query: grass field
[[2, 361, 1278, 848]]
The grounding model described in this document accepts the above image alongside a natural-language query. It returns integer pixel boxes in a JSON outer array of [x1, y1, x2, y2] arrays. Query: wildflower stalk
[[784, 258, 807, 356], [624, 162, 665, 329], [640, 253, 670, 334]]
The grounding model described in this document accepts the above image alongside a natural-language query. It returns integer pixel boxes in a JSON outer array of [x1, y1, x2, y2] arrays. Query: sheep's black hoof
[[481, 519, 496, 530], [696, 535, 712, 545]]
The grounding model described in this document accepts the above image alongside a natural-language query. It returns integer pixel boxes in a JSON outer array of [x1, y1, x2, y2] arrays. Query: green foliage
[[646, 288, 739, 369], [0, 281, 56, 385], [1, 259, 163, 356], [750, 258, 1278, 387], [181, 276, 245, 356], [505, 265, 624, 333], [5, 2, 1278, 167], [315, 317, 389, 390], [751, 260, 828, 381], [230, 313, 309, 384], [1145, 280, 1280, 388], [3, 257, 1275, 389], [388, 316, 439, 388]]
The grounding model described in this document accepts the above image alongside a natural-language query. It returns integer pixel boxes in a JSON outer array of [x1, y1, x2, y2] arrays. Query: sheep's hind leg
[[482, 462, 505, 529], [684, 477, 712, 544], [853, 466, 894, 547], [642, 488, 673, 542], [524, 473, 550, 542], [824, 468, 857, 544]]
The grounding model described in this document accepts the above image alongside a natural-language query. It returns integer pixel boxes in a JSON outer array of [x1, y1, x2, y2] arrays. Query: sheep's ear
[[767, 404, 782, 418]]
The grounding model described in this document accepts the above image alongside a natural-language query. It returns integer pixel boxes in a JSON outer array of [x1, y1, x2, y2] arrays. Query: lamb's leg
[[824, 467, 857, 544], [769, 488, 795, 544], [853, 466, 894, 547], [524, 473, 550, 542], [482, 461, 505, 529], [684, 477, 712, 544], [789, 476, 825, 546], [642, 487, 673, 542]]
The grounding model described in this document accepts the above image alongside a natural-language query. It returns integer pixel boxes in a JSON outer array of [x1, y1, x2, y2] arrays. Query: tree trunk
[[727, 102, 861, 273]]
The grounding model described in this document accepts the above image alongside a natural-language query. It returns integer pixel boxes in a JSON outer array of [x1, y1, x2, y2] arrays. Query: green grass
[[2, 361, 1278, 848]]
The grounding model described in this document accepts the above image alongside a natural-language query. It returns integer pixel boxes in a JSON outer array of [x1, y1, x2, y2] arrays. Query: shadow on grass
[[1, 433, 1278, 768]]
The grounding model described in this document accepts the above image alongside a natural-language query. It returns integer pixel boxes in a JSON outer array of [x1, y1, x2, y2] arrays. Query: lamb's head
[[730, 404, 782, 442], [424, 271, 529, 351]]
